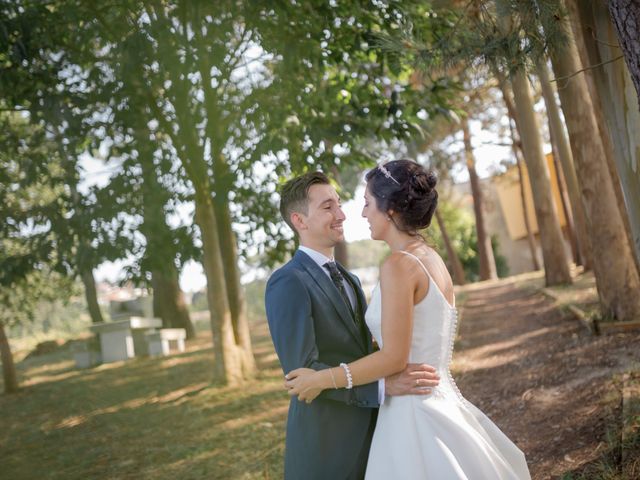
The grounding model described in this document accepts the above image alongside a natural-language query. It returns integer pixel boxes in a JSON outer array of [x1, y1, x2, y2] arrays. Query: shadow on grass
[[0, 319, 288, 480]]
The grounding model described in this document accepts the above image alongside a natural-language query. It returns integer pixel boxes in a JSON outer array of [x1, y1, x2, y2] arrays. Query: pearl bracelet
[[339, 362, 353, 389]]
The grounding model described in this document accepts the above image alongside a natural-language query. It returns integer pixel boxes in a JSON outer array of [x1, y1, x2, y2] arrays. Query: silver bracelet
[[339, 362, 353, 389]]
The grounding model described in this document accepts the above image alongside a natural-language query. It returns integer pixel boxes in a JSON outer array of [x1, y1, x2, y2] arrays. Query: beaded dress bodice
[[364, 250, 531, 479], [364, 251, 465, 403]]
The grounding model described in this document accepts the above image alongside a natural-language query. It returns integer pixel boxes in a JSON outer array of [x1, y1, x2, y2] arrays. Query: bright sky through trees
[[89, 124, 517, 292]]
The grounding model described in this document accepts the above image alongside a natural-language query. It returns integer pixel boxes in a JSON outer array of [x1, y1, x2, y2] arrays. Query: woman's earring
[[386, 216, 391, 221]]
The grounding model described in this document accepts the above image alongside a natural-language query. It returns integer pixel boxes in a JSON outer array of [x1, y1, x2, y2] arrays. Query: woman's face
[[362, 185, 390, 241]]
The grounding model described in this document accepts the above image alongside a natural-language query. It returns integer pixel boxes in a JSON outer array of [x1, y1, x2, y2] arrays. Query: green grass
[[542, 268, 600, 319], [0, 319, 288, 480]]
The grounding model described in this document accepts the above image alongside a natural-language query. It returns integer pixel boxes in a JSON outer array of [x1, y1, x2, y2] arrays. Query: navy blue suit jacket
[[265, 250, 379, 480]]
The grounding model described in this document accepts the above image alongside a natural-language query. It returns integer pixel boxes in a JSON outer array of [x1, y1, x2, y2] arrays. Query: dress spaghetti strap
[[397, 250, 433, 280], [398, 250, 455, 308]]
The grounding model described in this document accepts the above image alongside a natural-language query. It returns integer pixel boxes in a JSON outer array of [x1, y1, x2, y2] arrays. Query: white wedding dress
[[365, 251, 531, 479]]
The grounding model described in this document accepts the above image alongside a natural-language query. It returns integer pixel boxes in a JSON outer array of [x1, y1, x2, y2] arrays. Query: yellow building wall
[[494, 153, 567, 240]]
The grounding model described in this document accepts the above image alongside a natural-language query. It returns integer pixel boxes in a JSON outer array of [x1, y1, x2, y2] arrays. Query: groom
[[265, 171, 440, 480]]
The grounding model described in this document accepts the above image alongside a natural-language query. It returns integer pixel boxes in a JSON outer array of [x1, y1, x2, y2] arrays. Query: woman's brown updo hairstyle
[[365, 159, 438, 235]]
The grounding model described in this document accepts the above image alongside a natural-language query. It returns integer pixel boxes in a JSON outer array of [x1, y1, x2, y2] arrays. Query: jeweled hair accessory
[[378, 163, 400, 185]]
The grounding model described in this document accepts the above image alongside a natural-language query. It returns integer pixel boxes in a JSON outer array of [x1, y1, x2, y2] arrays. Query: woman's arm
[[287, 253, 422, 402]]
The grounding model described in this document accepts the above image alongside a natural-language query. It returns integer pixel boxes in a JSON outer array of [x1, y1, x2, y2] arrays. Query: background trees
[[394, 0, 640, 319], [2, 0, 640, 392], [1, 0, 457, 385]]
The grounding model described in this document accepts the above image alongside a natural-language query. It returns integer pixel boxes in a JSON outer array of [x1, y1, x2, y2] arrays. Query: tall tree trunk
[[549, 141, 579, 265], [461, 117, 497, 281], [549, 15, 640, 321], [80, 268, 105, 324], [0, 321, 18, 394], [572, 0, 640, 273], [566, 0, 638, 275], [496, 0, 572, 287], [195, 192, 243, 384], [435, 209, 466, 285], [509, 70, 572, 285], [327, 163, 350, 268], [67, 176, 106, 324], [536, 59, 592, 268], [608, 0, 640, 102], [152, 124, 249, 383], [213, 190, 256, 378], [152, 268, 195, 339], [515, 149, 541, 271], [334, 241, 349, 267], [497, 75, 541, 270], [134, 126, 195, 339], [137, 10, 253, 383]]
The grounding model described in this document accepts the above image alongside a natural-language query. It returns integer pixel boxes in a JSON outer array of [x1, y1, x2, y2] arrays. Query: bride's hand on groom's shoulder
[[284, 368, 324, 403], [385, 363, 440, 396]]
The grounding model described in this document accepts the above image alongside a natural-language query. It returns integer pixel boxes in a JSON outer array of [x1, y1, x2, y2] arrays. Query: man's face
[[296, 183, 346, 248]]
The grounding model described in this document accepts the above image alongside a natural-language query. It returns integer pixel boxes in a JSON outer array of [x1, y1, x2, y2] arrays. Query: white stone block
[[99, 328, 135, 363], [145, 328, 187, 356]]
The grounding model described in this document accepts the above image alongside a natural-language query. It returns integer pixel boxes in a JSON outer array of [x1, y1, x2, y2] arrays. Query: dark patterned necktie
[[324, 261, 355, 319]]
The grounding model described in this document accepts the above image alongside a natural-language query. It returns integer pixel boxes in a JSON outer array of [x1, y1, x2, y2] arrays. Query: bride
[[286, 159, 531, 479]]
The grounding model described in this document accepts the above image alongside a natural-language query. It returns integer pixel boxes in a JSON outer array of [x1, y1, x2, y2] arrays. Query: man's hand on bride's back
[[385, 363, 440, 396]]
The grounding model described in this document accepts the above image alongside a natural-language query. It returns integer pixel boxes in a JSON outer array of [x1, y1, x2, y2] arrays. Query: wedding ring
[[415, 380, 420, 387]]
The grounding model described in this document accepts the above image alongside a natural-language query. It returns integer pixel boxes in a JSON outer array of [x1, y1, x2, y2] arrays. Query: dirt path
[[452, 281, 639, 479]]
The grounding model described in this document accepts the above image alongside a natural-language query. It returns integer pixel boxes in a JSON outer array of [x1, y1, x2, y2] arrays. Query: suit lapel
[[294, 251, 365, 350], [338, 263, 373, 353], [339, 264, 367, 314]]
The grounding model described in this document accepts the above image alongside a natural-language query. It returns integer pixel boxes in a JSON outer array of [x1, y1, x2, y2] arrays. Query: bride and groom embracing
[[265, 159, 531, 479]]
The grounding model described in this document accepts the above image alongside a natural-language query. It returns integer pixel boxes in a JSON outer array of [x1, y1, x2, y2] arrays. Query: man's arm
[[265, 269, 378, 407]]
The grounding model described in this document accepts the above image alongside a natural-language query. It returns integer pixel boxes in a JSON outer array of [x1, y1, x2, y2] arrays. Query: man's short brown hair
[[279, 171, 330, 233]]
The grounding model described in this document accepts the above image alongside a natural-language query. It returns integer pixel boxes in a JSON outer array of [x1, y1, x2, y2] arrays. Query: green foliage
[[0, 268, 77, 329], [0, 1, 465, 302], [244, 279, 267, 321], [0, 113, 63, 285], [378, 1, 570, 78], [427, 200, 508, 281]]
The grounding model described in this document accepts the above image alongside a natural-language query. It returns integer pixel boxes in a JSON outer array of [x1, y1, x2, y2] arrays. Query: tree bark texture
[[461, 118, 497, 280], [497, 75, 541, 271], [509, 70, 573, 286], [567, 0, 638, 275], [514, 152, 540, 271], [213, 190, 257, 378], [550, 19, 640, 321], [549, 142, 579, 266], [151, 269, 195, 339], [137, 6, 254, 383], [195, 193, 244, 384], [334, 241, 349, 268], [536, 59, 592, 269], [80, 269, 105, 324], [608, 0, 640, 104], [138, 138, 196, 339], [573, 0, 640, 271], [435, 209, 466, 285], [0, 321, 18, 394]]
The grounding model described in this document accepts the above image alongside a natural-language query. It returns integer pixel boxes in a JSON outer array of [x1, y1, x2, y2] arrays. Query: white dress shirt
[[298, 245, 385, 404], [298, 245, 357, 309]]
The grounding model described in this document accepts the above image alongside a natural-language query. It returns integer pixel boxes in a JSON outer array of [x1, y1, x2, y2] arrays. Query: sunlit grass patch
[[0, 318, 288, 479]]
